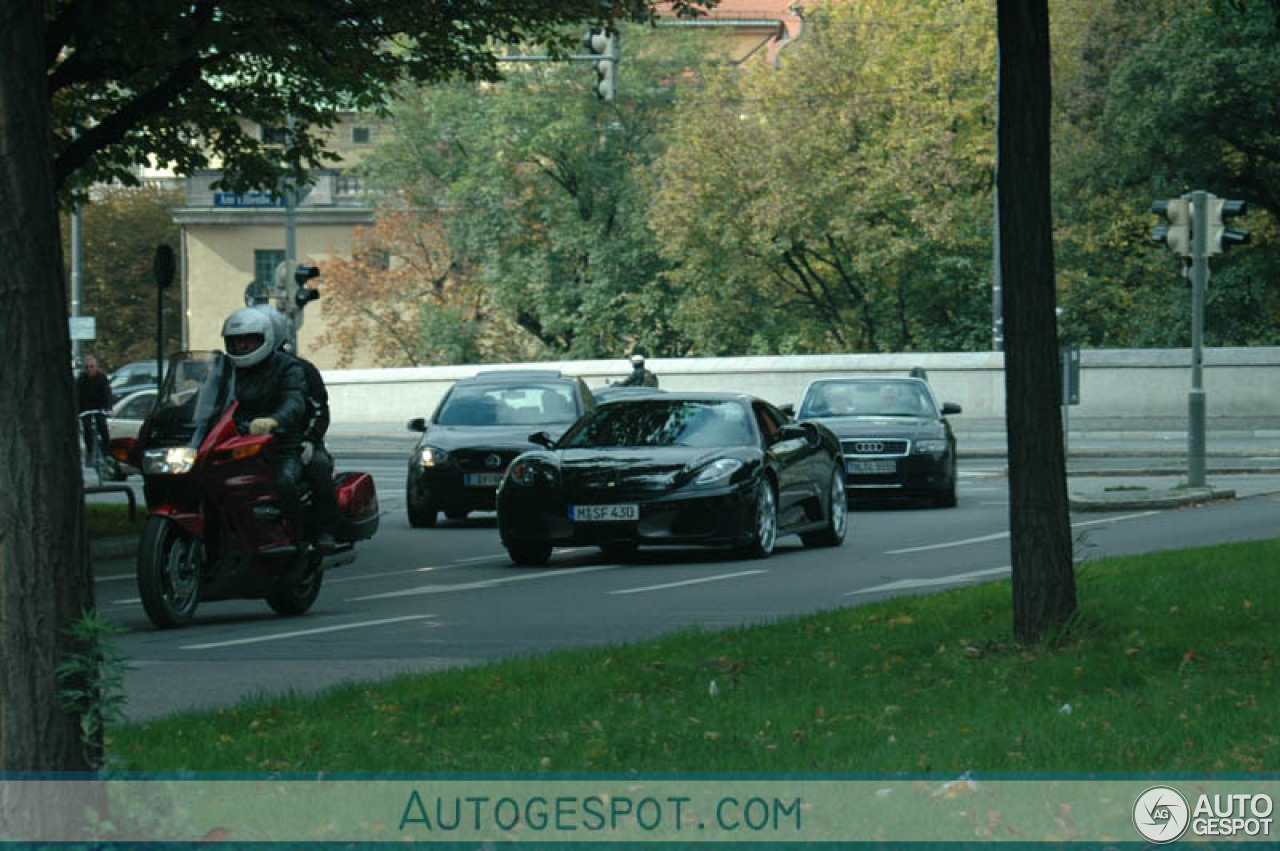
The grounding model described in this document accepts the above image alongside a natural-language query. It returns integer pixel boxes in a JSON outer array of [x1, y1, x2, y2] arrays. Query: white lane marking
[[181, 614, 439, 650], [848, 566, 1011, 596], [350, 563, 621, 601], [609, 569, 768, 596], [112, 598, 141, 605], [325, 561, 489, 585], [884, 510, 1162, 555], [96, 572, 134, 583]]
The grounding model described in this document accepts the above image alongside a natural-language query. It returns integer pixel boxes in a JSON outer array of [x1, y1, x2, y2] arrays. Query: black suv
[[791, 376, 962, 508], [405, 370, 595, 527]]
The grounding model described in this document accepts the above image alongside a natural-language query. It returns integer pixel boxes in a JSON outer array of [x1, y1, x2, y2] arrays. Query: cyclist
[[75, 355, 112, 466]]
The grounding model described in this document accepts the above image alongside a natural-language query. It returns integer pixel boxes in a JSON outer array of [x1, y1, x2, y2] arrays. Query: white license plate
[[848, 459, 897, 475], [463, 472, 505, 487], [571, 503, 639, 522]]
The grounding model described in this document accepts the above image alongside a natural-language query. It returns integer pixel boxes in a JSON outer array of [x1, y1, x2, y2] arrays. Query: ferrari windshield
[[799, 379, 937, 419], [559, 399, 754, 449], [145, 351, 233, 448]]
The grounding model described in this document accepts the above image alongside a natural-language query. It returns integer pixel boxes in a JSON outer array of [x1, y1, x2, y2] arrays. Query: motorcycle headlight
[[508, 456, 556, 487], [913, 439, 949, 454], [693, 458, 744, 485], [142, 446, 198, 475], [417, 445, 451, 467]]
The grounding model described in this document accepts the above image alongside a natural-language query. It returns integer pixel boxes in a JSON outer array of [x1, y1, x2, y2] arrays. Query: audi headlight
[[693, 458, 744, 485], [508, 456, 557, 487], [913, 439, 948, 454], [142, 447, 197, 475], [417, 446, 451, 467]]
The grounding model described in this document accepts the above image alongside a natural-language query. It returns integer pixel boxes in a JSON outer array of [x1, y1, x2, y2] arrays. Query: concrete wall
[[320, 347, 1280, 426]]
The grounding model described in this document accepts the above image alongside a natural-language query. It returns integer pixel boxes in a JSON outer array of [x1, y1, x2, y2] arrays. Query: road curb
[[1068, 487, 1236, 513]]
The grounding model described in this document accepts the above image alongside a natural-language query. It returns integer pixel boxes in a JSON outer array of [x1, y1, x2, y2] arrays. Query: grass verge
[[107, 539, 1277, 773], [86, 502, 144, 539]]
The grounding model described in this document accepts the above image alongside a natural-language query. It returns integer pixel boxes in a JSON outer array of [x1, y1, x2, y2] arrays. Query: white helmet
[[221, 307, 275, 368], [250, 303, 293, 351]]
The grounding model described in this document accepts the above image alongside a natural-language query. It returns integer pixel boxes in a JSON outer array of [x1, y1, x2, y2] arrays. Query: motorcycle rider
[[251, 303, 342, 549], [221, 307, 309, 546], [618, 353, 658, 388]]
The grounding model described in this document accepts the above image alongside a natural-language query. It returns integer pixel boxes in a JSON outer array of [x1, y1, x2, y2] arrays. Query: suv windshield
[[436, 383, 579, 427], [145, 351, 233, 448]]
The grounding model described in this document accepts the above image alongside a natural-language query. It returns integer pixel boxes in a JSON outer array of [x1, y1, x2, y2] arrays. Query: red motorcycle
[[113, 351, 379, 629]]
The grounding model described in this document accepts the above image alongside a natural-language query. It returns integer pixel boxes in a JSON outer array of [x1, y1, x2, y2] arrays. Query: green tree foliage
[[1051, 0, 1280, 346], [361, 25, 714, 360], [61, 186, 183, 371], [652, 0, 996, 355], [46, 0, 714, 200]]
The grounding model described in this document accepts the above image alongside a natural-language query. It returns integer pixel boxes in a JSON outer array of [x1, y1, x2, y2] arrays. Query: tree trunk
[[0, 0, 96, 772], [996, 0, 1077, 641]]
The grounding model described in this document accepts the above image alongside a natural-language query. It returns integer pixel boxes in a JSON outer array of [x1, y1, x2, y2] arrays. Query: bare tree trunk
[[0, 0, 96, 772], [996, 0, 1077, 641]]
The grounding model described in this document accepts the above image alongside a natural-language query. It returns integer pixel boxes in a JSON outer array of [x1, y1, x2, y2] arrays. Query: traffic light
[[1151, 197, 1192, 257], [292, 263, 320, 310], [1205, 196, 1249, 255], [582, 27, 618, 101]]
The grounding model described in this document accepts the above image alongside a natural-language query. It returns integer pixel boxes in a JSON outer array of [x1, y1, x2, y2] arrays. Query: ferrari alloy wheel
[[507, 542, 552, 566], [137, 515, 203, 629], [802, 468, 847, 548], [737, 479, 778, 559]]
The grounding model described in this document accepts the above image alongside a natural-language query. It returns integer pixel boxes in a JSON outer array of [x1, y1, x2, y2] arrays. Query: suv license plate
[[571, 503, 639, 522], [463, 473, 505, 487], [848, 460, 896, 474]]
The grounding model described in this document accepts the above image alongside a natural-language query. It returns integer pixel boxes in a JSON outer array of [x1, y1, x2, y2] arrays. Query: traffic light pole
[[1188, 190, 1208, 487]]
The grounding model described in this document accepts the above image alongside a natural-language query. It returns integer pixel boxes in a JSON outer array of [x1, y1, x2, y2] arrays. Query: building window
[[254, 249, 286, 286], [352, 126, 371, 145], [260, 125, 289, 146]]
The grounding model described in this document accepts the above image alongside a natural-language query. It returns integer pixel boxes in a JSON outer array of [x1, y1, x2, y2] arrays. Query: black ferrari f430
[[496, 393, 848, 566]]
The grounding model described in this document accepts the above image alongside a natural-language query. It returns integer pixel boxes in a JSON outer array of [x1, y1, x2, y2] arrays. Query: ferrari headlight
[[693, 458, 744, 485], [508, 456, 556, 487], [142, 447, 197, 475], [417, 446, 451, 467], [913, 439, 948, 454]]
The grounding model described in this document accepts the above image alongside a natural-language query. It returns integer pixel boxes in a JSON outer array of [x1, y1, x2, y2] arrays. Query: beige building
[[176, 5, 806, 368], [173, 114, 382, 368]]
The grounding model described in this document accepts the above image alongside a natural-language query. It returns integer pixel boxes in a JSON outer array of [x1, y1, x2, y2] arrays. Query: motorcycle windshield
[[145, 351, 234, 449]]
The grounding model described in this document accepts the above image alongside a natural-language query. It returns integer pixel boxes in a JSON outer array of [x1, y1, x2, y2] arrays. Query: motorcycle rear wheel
[[267, 553, 324, 616], [137, 515, 203, 629]]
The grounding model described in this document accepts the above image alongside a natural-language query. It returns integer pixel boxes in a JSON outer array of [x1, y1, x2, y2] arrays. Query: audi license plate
[[571, 503, 639, 522], [848, 459, 896, 475], [463, 472, 505, 487]]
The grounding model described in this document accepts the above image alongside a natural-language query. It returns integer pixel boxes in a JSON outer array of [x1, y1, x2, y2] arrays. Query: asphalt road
[[92, 453, 1280, 721]]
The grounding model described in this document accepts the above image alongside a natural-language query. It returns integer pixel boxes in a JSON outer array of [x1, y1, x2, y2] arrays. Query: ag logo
[[1134, 785, 1190, 843]]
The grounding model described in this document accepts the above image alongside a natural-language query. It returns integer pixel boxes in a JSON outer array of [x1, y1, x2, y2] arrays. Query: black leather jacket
[[231, 352, 307, 450], [281, 351, 330, 444]]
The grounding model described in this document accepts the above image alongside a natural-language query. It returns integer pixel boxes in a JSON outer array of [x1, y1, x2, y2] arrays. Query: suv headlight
[[142, 447, 197, 475], [417, 446, 451, 467], [913, 439, 948, 454], [693, 458, 743, 485]]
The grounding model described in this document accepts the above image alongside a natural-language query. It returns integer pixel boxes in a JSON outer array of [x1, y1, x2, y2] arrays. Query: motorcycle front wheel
[[267, 553, 324, 616], [137, 515, 203, 628]]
